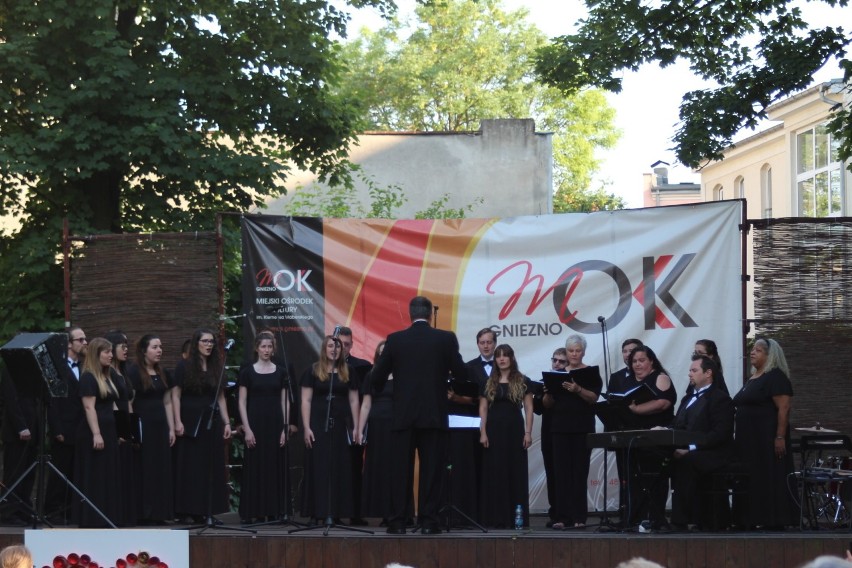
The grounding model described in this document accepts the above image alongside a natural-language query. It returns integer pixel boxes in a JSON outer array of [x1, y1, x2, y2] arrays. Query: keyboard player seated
[[662, 355, 734, 531]]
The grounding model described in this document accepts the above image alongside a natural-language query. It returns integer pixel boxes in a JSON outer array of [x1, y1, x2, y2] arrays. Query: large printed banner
[[241, 200, 743, 512]]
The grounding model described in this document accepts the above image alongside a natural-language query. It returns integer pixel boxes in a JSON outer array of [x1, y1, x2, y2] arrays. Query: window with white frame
[[760, 164, 773, 218], [796, 123, 843, 216], [714, 184, 724, 201]]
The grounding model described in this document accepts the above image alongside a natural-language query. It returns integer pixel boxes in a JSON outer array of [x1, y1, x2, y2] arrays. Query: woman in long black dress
[[74, 337, 122, 527], [300, 335, 360, 523], [127, 334, 175, 524], [544, 334, 602, 529], [172, 329, 232, 522], [478, 344, 534, 528], [733, 337, 797, 528], [237, 332, 290, 523], [104, 330, 139, 527], [357, 341, 413, 525], [625, 345, 677, 530]]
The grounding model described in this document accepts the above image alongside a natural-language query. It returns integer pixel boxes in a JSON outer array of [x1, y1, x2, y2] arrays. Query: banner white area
[[453, 201, 743, 512]]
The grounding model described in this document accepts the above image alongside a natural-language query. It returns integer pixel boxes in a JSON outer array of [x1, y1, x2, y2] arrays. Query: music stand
[[439, 413, 487, 533], [0, 332, 115, 528]]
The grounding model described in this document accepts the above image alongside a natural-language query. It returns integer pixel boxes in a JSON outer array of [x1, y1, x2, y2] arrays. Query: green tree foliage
[[535, 0, 852, 169], [336, 0, 624, 213], [0, 0, 390, 338]]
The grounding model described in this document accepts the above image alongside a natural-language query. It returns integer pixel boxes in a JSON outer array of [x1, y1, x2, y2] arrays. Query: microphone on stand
[[223, 338, 236, 351]]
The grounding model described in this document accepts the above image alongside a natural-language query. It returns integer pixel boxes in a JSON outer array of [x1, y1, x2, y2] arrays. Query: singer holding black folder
[[623, 345, 676, 531], [543, 334, 602, 530]]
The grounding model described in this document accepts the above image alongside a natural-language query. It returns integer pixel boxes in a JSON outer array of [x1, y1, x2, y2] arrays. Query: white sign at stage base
[[26, 529, 189, 568]]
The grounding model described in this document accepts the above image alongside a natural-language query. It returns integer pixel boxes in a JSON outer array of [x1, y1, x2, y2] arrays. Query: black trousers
[[389, 428, 446, 528]]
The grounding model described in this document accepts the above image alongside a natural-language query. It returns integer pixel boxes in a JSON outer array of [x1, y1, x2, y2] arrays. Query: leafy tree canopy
[[0, 0, 392, 337], [535, 0, 851, 168], [336, 0, 624, 212]]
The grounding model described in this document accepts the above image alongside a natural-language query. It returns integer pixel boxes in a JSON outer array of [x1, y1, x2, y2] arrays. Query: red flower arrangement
[[46, 551, 167, 568]]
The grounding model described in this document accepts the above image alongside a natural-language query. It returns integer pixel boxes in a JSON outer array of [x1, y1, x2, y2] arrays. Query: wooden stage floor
[[1, 514, 849, 568]]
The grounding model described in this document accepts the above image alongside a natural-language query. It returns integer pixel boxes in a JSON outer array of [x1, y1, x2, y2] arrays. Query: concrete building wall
[[261, 119, 553, 218]]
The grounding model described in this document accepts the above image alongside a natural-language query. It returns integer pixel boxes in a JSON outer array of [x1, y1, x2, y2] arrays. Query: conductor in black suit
[[369, 296, 469, 535], [669, 355, 734, 528]]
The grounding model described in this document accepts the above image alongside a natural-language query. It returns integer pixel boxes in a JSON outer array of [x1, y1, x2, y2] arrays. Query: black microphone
[[223, 338, 236, 351], [332, 325, 342, 339], [597, 315, 606, 323]]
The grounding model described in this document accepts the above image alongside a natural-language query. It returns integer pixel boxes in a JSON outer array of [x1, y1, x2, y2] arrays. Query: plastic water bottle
[[514, 504, 523, 530]]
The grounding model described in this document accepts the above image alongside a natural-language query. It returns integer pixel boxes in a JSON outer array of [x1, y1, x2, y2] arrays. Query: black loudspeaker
[[0, 332, 70, 398]]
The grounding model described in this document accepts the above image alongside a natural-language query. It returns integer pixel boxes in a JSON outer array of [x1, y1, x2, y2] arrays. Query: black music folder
[[542, 367, 598, 397], [594, 382, 658, 430]]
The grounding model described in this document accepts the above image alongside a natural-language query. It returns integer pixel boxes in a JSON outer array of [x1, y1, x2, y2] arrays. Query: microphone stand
[[187, 345, 255, 534], [290, 346, 372, 536], [594, 316, 619, 532]]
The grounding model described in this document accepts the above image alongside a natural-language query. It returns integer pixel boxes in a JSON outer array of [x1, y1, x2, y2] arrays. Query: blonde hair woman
[[75, 337, 122, 527], [300, 335, 360, 523]]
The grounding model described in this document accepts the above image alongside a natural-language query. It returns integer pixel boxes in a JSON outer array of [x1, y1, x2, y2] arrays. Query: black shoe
[[386, 524, 406, 535]]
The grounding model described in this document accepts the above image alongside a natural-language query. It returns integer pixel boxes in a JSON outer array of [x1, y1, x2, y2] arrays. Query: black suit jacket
[[672, 383, 734, 453], [46, 359, 83, 442], [370, 321, 468, 430], [465, 357, 491, 388]]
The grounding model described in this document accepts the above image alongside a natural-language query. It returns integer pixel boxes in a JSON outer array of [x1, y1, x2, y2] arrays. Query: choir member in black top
[[300, 335, 360, 522], [104, 330, 139, 526], [691, 339, 729, 395], [237, 332, 290, 523], [532, 346, 567, 527], [732, 337, 798, 529], [544, 335, 602, 529], [357, 341, 412, 524], [74, 338, 122, 527], [45, 326, 86, 523], [338, 326, 371, 526], [478, 344, 534, 529], [172, 329, 232, 522], [624, 346, 677, 530], [607, 338, 643, 394], [0, 365, 37, 525], [128, 334, 175, 524]]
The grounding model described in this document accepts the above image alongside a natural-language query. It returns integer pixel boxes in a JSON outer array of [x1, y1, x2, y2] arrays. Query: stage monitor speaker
[[1, 332, 70, 399]]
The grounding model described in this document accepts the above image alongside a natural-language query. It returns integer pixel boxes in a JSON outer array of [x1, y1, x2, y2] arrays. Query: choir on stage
[[0, 307, 803, 533]]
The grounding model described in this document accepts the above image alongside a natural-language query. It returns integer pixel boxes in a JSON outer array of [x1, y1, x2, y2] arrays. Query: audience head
[[0, 544, 32, 568]]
